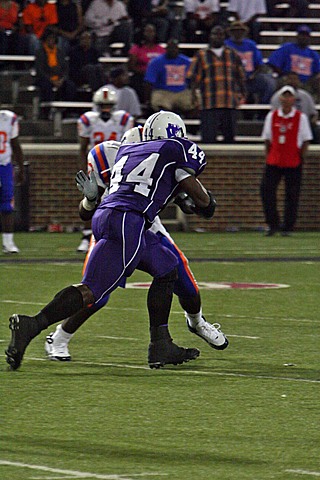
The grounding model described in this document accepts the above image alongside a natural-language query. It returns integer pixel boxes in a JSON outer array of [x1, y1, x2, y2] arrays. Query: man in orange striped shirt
[[188, 25, 246, 143]]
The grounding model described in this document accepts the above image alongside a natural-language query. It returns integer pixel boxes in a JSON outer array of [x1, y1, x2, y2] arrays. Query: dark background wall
[[19, 145, 320, 232]]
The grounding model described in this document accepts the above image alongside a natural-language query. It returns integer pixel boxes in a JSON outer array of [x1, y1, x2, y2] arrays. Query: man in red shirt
[[22, 0, 58, 54], [260, 85, 312, 236]]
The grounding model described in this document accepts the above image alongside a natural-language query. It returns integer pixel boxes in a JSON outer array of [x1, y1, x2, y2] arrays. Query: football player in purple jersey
[[45, 126, 228, 362], [6, 112, 218, 371]]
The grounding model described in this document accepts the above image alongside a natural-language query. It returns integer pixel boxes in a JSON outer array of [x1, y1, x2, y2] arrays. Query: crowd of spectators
[[0, 0, 319, 142]]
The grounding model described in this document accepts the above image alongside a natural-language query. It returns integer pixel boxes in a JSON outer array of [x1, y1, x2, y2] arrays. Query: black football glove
[[192, 191, 216, 219]]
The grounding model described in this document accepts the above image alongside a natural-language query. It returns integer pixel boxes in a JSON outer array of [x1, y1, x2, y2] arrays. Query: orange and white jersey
[[77, 110, 134, 147], [0, 110, 19, 166]]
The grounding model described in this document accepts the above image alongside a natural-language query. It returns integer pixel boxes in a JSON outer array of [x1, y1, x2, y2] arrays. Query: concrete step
[[20, 119, 53, 136]]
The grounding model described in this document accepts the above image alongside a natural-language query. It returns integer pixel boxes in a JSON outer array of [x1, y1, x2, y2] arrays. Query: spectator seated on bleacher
[[127, 0, 182, 43], [104, 66, 141, 119], [183, 0, 220, 43], [34, 28, 76, 116], [268, 25, 320, 103], [55, 0, 84, 56], [128, 23, 165, 104], [270, 71, 320, 143], [136, 0, 170, 43], [0, 0, 24, 57], [225, 21, 276, 107], [69, 30, 107, 92], [22, 0, 58, 54], [84, 0, 133, 57], [227, 0, 267, 43], [126, 0, 151, 40], [144, 38, 198, 117]]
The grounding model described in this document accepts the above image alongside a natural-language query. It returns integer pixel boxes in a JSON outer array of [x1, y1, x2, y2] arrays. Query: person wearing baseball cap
[[260, 84, 313, 236], [277, 85, 296, 96], [270, 72, 319, 144], [296, 25, 312, 36], [225, 20, 276, 105]]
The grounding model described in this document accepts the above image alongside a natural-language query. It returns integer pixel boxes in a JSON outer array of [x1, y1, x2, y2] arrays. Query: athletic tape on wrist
[[82, 197, 96, 211]]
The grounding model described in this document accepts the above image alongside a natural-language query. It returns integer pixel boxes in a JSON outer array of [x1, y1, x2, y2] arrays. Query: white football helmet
[[120, 126, 143, 144], [143, 111, 186, 141], [93, 87, 118, 106]]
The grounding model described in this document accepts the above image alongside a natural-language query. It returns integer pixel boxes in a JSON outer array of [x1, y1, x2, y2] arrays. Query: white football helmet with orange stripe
[[93, 87, 118, 107]]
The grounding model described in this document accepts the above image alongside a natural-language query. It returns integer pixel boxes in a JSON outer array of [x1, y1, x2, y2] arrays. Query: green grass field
[[1, 232, 319, 480]]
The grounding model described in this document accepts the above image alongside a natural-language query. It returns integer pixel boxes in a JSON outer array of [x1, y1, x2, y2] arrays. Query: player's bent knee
[[157, 267, 178, 284], [73, 283, 95, 306]]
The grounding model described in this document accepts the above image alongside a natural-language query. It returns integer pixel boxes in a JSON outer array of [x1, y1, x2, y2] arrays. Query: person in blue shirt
[[144, 38, 198, 116], [225, 21, 276, 105], [268, 25, 320, 101]]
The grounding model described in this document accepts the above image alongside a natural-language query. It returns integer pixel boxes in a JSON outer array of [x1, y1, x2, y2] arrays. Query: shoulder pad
[[112, 110, 133, 127], [79, 111, 99, 126]]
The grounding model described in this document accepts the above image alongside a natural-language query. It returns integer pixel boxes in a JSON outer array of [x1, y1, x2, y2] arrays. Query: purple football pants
[[82, 208, 178, 305]]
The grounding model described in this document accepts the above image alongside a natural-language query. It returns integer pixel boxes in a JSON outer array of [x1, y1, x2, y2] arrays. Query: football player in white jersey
[[45, 126, 228, 362], [0, 108, 24, 253], [77, 86, 134, 253]]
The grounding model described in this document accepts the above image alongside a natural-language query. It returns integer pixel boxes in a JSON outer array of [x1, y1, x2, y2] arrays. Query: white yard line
[[97, 336, 139, 341], [227, 334, 260, 339], [1, 356, 316, 384], [285, 469, 320, 477], [0, 460, 167, 480], [1, 300, 48, 306]]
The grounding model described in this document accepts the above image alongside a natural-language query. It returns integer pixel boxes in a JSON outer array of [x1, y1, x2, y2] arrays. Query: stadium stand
[[1, 1, 319, 144]]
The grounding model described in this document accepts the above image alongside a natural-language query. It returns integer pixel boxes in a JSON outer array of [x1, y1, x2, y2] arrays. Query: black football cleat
[[148, 339, 200, 369], [5, 314, 39, 371]]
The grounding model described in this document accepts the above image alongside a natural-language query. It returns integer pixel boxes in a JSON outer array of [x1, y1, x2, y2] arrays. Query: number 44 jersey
[[99, 137, 207, 223]]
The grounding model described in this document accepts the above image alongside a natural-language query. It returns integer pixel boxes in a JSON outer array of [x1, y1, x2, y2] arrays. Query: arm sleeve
[[11, 115, 19, 139], [261, 111, 273, 140], [144, 58, 158, 84], [187, 54, 201, 84], [298, 113, 313, 145], [175, 168, 192, 183], [48, 4, 58, 24], [22, 5, 32, 25], [268, 47, 286, 69]]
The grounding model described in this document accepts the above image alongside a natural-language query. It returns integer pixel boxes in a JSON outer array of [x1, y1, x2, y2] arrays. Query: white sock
[[53, 324, 73, 343], [82, 229, 92, 237], [2, 233, 14, 246], [185, 309, 203, 327]]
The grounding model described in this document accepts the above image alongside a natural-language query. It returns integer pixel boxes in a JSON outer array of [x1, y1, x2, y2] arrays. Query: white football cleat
[[45, 325, 72, 361], [187, 316, 229, 350], [3, 242, 20, 253], [77, 238, 89, 253]]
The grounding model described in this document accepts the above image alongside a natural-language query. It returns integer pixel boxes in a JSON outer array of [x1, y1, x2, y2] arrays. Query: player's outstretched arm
[[76, 170, 99, 221], [179, 176, 216, 219]]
